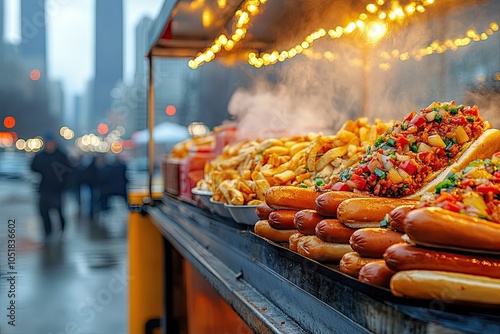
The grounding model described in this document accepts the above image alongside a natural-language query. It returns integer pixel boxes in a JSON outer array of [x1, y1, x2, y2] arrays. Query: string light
[[248, 28, 326, 67], [377, 22, 499, 71], [247, 0, 437, 68], [295, 21, 498, 75], [188, 0, 495, 72], [188, 0, 267, 69]]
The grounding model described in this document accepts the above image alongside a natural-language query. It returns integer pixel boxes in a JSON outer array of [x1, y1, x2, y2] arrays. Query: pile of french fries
[[170, 134, 216, 159], [197, 118, 392, 205]]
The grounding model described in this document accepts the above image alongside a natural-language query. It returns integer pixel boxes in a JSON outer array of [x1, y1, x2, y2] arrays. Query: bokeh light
[[166, 105, 177, 116], [97, 123, 109, 135], [30, 69, 41, 81], [3, 116, 16, 129]]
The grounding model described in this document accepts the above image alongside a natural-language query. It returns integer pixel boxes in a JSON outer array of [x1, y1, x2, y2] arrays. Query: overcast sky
[[4, 0, 163, 97]]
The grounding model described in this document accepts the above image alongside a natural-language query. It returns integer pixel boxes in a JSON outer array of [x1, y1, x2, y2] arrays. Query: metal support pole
[[147, 55, 155, 201]]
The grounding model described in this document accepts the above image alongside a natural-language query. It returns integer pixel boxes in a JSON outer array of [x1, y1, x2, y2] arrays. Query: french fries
[[199, 118, 392, 206]]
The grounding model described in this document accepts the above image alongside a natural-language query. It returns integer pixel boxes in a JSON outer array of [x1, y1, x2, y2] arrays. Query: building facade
[[92, 0, 124, 131]]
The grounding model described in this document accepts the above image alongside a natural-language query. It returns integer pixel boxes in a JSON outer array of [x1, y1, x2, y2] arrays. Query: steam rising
[[227, 0, 499, 139]]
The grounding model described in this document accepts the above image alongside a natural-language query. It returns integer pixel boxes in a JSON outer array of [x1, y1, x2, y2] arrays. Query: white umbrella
[[132, 122, 190, 145]]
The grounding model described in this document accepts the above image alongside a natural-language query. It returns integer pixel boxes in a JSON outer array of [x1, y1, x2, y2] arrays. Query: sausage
[[294, 209, 326, 235], [256, 202, 275, 220], [268, 209, 298, 230], [289, 232, 305, 252], [390, 270, 500, 306], [387, 204, 415, 233], [349, 228, 404, 258], [384, 243, 500, 279], [254, 220, 298, 243], [339, 252, 379, 277], [265, 186, 322, 210], [405, 207, 500, 252], [358, 260, 396, 288], [315, 219, 357, 243], [296, 236, 353, 263], [338, 197, 418, 228], [314, 191, 367, 217]]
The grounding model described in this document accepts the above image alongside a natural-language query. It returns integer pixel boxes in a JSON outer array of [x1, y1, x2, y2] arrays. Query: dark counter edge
[[147, 196, 500, 334]]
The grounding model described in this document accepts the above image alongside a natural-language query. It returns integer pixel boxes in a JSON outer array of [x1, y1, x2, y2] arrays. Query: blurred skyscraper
[[20, 0, 47, 80], [0, 0, 4, 64], [92, 0, 124, 131], [134, 16, 152, 83]]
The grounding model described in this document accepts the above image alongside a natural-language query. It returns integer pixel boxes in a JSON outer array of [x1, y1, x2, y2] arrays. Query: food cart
[[129, 0, 500, 333]]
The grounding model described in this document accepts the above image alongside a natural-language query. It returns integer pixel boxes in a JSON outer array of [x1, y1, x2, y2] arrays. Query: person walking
[[30, 133, 71, 240]]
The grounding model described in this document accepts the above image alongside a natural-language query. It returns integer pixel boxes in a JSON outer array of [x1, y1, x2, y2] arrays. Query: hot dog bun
[[254, 220, 298, 243], [340, 252, 379, 277], [338, 197, 418, 228], [384, 244, 500, 279], [406, 128, 500, 199], [294, 209, 325, 235], [265, 186, 322, 210], [296, 236, 353, 263], [350, 228, 405, 258], [390, 270, 500, 306], [289, 232, 305, 252], [315, 219, 357, 243], [404, 207, 500, 252], [387, 204, 415, 233], [256, 203, 275, 220], [314, 191, 367, 217], [268, 209, 298, 230], [358, 260, 396, 288]]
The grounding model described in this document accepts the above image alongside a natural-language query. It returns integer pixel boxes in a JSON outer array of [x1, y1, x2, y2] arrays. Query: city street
[[0, 176, 129, 333]]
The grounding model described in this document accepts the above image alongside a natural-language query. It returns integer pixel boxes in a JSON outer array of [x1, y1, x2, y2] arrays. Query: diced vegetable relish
[[419, 152, 500, 223], [334, 101, 486, 197]]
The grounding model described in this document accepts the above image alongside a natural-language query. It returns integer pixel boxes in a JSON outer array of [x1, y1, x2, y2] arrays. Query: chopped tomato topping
[[399, 160, 418, 175], [409, 115, 427, 127], [349, 174, 367, 190], [396, 136, 410, 147], [476, 184, 500, 195], [440, 201, 461, 213], [403, 111, 416, 122], [331, 182, 350, 191]]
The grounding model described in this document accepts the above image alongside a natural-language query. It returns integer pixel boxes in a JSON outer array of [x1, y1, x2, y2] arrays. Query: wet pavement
[[0, 178, 129, 334]]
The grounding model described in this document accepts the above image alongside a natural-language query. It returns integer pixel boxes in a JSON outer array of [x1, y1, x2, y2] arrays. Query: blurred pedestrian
[[100, 155, 129, 210], [30, 133, 71, 240], [67, 151, 85, 215], [82, 154, 107, 220]]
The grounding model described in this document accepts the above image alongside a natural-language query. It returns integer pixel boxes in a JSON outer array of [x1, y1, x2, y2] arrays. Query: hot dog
[[315, 219, 357, 243], [294, 209, 325, 235], [349, 228, 404, 258], [358, 260, 396, 288], [268, 209, 298, 230], [387, 204, 415, 233], [418, 151, 500, 222], [296, 236, 353, 263], [254, 220, 298, 243], [264, 186, 322, 210], [289, 232, 305, 252], [390, 270, 500, 306], [256, 202, 275, 220], [337, 197, 418, 228], [339, 252, 379, 277], [384, 244, 500, 279], [314, 191, 367, 217], [404, 207, 500, 252], [320, 102, 500, 199]]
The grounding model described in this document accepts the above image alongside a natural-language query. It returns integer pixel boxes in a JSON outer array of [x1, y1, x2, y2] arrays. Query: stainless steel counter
[[148, 195, 500, 334]]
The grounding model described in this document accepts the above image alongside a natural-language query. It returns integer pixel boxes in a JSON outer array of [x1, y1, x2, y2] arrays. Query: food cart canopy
[[148, 0, 478, 60]]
